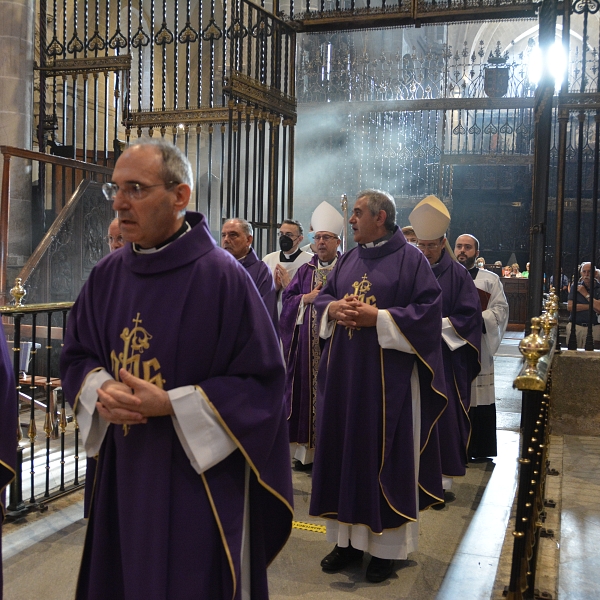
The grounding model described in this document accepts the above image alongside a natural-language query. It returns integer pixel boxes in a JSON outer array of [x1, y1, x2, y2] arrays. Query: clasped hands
[[96, 368, 173, 426], [328, 295, 378, 329], [274, 264, 291, 291]]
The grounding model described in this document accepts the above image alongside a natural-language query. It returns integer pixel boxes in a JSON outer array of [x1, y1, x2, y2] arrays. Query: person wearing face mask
[[263, 219, 312, 315], [301, 226, 318, 255], [401, 225, 418, 246]]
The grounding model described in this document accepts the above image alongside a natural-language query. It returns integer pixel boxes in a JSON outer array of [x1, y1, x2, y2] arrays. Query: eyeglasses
[[314, 234, 337, 242], [417, 242, 441, 251], [102, 181, 178, 202], [277, 231, 299, 240], [106, 235, 124, 245]]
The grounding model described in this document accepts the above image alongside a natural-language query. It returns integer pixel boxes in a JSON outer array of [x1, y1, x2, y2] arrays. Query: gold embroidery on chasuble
[[309, 264, 334, 448], [109, 312, 166, 435], [344, 273, 377, 339]]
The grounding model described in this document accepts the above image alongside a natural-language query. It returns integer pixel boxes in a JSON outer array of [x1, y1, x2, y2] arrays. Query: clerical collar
[[279, 248, 303, 263], [133, 220, 191, 254], [318, 256, 337, 268], [361, 231, 393, 248], [468, 265, 479, 281]]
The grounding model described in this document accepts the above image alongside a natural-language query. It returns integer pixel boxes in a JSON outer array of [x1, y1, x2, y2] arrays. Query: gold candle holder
[[519, 317, 550, 377], [10, 278, 26, 307]]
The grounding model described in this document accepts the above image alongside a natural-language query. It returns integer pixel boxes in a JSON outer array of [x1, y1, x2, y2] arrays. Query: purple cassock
[[240, 247, 278, 329], [280, 254, 337, 451], [309, 227, 448, 532], [1, 321, 17, 597], [432, 249, 482, 478], [60, 212, 293, 600]]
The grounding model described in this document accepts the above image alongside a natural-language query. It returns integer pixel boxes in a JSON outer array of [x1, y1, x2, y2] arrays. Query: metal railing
[[1, 286, 82, 520], [505, 289, 559, 599], [0, 146, 113, 305]]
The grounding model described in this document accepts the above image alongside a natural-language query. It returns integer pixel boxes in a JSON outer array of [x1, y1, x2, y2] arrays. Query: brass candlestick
[[519, 317, 550, 377]]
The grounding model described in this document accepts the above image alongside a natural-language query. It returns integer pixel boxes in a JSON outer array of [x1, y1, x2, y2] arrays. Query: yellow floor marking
[[292, 521, 327, 534]]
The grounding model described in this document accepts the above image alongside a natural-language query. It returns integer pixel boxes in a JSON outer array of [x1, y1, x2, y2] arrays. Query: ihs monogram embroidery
[[110, 313, 165, 435], [343, 274, 377, 339]]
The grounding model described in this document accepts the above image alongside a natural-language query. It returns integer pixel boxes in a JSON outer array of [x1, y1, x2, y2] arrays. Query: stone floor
[[2, 335, 598, 599]]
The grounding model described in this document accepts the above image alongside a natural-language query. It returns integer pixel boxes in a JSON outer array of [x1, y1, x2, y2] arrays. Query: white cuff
[[170, 386, 237, 475], [319, 302, 336, 339], [376, 310, 415, 354], [442, 317, 467, 350], [296, 297, 306, 325], [77, 369, 113, 456]]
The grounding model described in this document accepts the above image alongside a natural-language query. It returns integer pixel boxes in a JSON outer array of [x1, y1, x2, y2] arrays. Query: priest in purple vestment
[[411, 196, 481, 505], [1, 321, 17, 599], [280, 201, 344, 470], [60, 139, 292, 600], [221, 217, 277, 328], [310, 189, 448, 584]]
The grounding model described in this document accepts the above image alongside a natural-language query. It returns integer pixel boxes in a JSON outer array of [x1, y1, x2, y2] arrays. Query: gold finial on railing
[[546, 287, 559, 314], [10, 278, 26, 307], [59, 406, 68, 433], [519, 317, 550, 377], [28, 418, 37, 443], [44, 412, 53, 438], [540, 311, 557, 340]]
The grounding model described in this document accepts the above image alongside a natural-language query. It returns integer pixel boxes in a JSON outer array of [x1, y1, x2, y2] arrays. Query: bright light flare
[[528, 42, 567, 89]]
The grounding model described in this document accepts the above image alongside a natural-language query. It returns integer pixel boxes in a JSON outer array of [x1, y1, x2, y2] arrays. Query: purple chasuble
[[1, 322, 17, 598], [310, 227, 448, 533], [431, 249, 482, 478], [60, 212, 292, 600], [240, 247, 278, 329], [280, 254, 337, 448]]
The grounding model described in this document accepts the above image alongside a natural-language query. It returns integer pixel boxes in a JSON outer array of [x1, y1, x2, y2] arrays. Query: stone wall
[[550, 350, 600, 436]]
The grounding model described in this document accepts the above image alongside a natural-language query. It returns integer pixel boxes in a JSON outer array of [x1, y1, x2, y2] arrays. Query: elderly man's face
[[107, 219, 124, 252], [111, 145, 189, 249], [314, 231, 339, 263], [581, 263, 593, 282], [417, 237, 445, 265], [454, 235, 478, 269], [221, 221, 252, 260]]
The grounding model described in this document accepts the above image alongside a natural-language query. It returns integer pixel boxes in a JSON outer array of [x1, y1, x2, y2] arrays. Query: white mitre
[[409, 195, 450, 239], [311, 201, 344, 236]]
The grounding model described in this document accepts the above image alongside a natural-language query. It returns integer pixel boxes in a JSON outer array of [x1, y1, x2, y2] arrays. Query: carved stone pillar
[[0, 0, 35, 291]]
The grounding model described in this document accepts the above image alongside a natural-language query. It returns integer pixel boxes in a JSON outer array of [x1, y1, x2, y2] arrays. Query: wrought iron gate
[[36, 0, 296, 253]]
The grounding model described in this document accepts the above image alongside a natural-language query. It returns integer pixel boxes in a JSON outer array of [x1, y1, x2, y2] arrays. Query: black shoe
[[293, 460, 312, 472], [431, 489, 446, 510], [444, 490, 456, 503], [320, 544, 364, 572], [366, 557, 395, 583]]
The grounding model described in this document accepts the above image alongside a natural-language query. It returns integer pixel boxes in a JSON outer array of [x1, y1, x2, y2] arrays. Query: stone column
[[0, 0, 35, 293]]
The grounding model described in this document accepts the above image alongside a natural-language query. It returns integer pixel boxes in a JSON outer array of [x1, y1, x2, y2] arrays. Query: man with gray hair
[[61, 139, 292, 599], [221, 217, 277, 327], [310, 189, 447, 583]]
